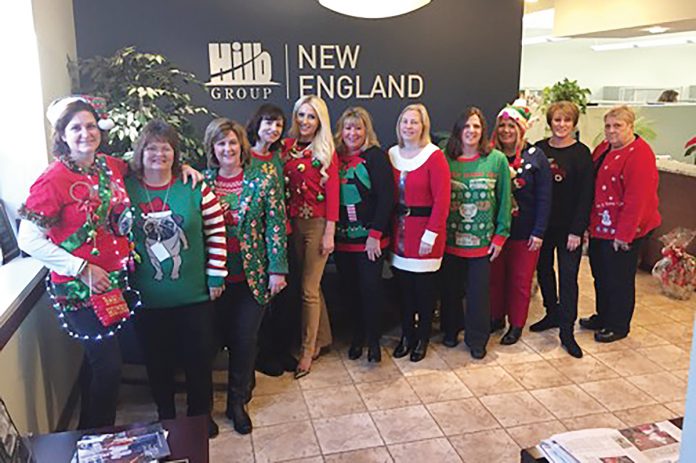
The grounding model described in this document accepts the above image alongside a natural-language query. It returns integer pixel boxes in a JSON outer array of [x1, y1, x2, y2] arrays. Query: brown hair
[[445, 107, 491, 159], [51, 100, 103, 158], [334, 106, 381, 155], [130, 119, 182, 179], [204, 118, 251, 169], [546, 101, 580, 127], [246, 104, 286, 152]]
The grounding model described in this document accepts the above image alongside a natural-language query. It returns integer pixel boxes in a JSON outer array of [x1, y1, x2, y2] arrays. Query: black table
[[27, 415, 209, 463], [520, 417, 683, 462]]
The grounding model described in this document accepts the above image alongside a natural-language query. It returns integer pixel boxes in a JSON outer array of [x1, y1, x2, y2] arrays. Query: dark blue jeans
[[63, 308, 123, 429]]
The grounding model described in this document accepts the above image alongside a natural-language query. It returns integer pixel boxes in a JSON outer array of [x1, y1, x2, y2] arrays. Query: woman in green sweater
[[440, 107, 512, 359]]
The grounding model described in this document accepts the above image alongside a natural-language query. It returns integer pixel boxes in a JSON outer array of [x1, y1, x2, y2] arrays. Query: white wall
[[520, 39, 696, 99]]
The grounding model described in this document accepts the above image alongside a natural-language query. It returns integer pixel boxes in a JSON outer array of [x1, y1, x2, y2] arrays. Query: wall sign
[[73, 0, 523, 144]]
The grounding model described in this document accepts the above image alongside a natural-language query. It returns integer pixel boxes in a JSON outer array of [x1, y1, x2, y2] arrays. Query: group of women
[[17, 93, 660, 439]]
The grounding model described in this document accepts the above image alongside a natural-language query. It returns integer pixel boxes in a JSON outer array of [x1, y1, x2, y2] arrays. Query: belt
[[395, 204, 432, 217]]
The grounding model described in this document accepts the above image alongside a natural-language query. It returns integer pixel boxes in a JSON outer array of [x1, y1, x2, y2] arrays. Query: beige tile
[[502, 360, 573, 389], [392, 349, 451, 377], [355, 378, 420, 411], [522, 334, 571, 360], [426, 398, 500, 435], [449, 429, 521, 463], [644, 322, 693, 344], [489, 340, 545, 365], [506, 420, 568, 449], [613, 404, 680, 427], [406, 371, 473, 403], [548, 356, 619, 383], [638, 345, 691, 371], [664, 400, 686, 416], [254, 371, 300, 396], [324, 446, 392, 463], [618, 326, 672, 350], [573, 329, 630, 354], [343, 354, 403, 384], [298, 359, 354, 390], [249, 391, 309, 427], [594, 350, 664, 376], [252, 420, 320, 463], [632, 307, 671, 326], [661, 305, 696, 324], [314, 412, 383, 454], [370, 405, 443, 444], [388, 437, 461, 462], [579, 378, 657, 411], [562, 413, 627, 431], [671, 369, 690, 383], [303, 384, 366, 418], [454, 366, 524, 397], [479, 391, 555, 427], [210, 431, 254, 463], [432, 342, 501, 369], [531, 385, 607, 419], [284, 458, 325, 463], [626, 372, 688, 403]]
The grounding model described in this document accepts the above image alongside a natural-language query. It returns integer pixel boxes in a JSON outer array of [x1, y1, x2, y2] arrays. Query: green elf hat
[[46, 95, 115, 131], [496, 99, 532, 134]]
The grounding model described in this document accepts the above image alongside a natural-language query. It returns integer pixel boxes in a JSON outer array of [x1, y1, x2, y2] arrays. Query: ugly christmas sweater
[[507, 145, 553, 241], [590, 136, 661, 242], [445, 149, 512, 258], [335, 146, 395, 252], [125, 178, 227, 309], [388, 143, 451, 272]]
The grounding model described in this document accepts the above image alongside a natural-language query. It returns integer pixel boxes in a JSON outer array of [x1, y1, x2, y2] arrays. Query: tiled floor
[[115, 259, 694, 462]]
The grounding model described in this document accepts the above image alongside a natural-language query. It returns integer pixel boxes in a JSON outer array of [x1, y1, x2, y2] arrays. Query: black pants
[[440, 254, 491, 350], [134, 301, 215, 420], [64, 308, 123, 429], [334, 251, 385, 348], [588, 237, 644, 335], [536, 228, 583, 331], [216, 283, 265, 407], [257, 239, 300, 362], [393, 268, 437, 343]]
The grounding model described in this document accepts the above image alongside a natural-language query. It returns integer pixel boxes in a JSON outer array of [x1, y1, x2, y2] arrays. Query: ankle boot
[[560, 330, 583, 358], [410, 340, 428, 362], [500, 326, 522, 345], [392, 336, 412, 358], [226, 402, 252, 435], [367, 344, 382, 363]]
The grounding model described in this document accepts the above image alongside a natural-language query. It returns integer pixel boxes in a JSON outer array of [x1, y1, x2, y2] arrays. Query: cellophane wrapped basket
[[651, 228, 696, 300]]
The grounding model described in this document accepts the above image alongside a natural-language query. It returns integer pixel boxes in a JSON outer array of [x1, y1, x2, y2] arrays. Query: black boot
[[529, 314, 559, 332], [579, 314, 603, 331], [410, 340, 428, 362], [442, 332, 459, 348], [226, 402, 252, 435], [367, 344, 382, 363], [348, 344, 363, 360], [392, 336, 412, 358], [500, 326, 522, 345], [560, 330, 583, 358]]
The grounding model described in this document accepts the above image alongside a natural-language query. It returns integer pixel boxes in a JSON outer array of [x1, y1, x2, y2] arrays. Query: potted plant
[[69, 46, 212, 164], [540, 78, 592, 114]]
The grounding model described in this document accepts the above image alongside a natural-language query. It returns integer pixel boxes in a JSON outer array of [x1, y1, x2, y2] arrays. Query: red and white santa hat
[[46, 95, 115, 131]]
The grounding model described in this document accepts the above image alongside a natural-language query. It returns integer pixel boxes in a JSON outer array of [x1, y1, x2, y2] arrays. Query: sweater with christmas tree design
[[445, 150, 512, 258], [125, 178, 227, 309]]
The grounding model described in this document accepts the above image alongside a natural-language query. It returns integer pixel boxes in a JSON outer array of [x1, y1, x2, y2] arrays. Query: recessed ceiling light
[[318, 0, 431, 19], [592, 36, 696, 51], [643, 26, 670, 34]]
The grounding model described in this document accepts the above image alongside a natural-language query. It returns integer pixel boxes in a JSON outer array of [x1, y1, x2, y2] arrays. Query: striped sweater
[[125, 177, 227, 309]]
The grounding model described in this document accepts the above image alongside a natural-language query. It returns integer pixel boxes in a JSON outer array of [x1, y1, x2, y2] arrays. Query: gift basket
[[651, 228, 696, 300]]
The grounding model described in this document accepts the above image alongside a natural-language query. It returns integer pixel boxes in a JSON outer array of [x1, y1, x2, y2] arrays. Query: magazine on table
[[539, 420, 681, 463], [74, 423, 170, 463]]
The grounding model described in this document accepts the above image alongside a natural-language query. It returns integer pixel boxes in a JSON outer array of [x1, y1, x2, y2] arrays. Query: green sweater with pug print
[[445, 149, 512, 258]]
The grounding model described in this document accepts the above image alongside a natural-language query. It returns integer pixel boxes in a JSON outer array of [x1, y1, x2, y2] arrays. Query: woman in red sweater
[[580, 105, 660, 343], [282, 95, 339, 377], [388, 103, 451, 362]]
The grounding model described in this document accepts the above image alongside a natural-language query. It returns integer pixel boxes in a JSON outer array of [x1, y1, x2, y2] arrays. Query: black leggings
[[393, 268, 438, 343]]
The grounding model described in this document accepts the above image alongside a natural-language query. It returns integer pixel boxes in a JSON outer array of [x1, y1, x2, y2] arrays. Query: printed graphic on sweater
[[338, 156, 371, 239], [137, 197, 189, 281], [449, 177, 496, 247], [548, 157, 567, 183]]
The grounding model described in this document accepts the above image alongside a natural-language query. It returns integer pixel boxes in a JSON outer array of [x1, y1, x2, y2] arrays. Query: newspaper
[[539, 421, 681, 463]]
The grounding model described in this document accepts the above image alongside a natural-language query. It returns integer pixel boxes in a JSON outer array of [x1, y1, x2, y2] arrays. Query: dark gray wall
[[73, 0, 523, 146]]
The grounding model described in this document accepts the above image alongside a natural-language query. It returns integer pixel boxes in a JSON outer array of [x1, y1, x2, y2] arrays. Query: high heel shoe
[[367, 345, 381, 363], [294, 354, 312, 379]]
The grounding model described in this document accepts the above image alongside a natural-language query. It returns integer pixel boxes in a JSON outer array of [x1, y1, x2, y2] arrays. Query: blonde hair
[[334, 106, 381, 155], [603, 105, 635, 127], [288, 95, 335, 184], [203, 118, 251, 169], [396, 103, 431, 148]]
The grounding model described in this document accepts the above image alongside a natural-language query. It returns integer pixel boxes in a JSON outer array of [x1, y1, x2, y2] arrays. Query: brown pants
[[292, 218, 333, 356]]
